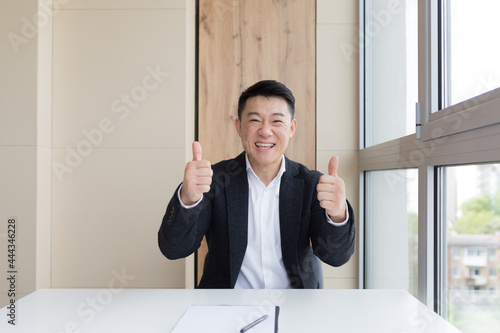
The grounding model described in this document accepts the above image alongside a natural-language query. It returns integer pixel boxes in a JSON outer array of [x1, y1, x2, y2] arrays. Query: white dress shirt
[[178, 153, 349, 289], [234, 154, 289, 288]]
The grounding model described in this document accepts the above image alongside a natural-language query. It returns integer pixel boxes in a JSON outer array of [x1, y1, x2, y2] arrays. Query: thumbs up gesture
[[180, 141, 213, 206], [317, 156, 347, 223]]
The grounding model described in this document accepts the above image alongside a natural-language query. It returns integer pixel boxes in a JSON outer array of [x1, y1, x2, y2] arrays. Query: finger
[[317, 183, 335, 193], [317, 191, 339, 202], [192, 141, 202, 161], [318, 174, 336, 185], [328, 156, 339, 177], [195, 167, 213, 177]]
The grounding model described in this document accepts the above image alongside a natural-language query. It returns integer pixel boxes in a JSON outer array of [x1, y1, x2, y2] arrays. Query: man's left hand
[[317, 156, 347, 223]]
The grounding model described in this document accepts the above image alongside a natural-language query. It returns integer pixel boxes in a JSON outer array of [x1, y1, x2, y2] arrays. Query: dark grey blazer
[[158, 152, 355, 288]]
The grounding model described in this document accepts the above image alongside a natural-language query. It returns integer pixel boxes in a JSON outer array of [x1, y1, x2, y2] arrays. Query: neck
[[248, 157, 283, 187]]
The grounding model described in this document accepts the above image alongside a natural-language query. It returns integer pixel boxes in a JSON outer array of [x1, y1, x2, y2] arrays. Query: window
[[467, 248, 486, 257], [440, 0, 500, 108], [438, 164, 500, 331], [363, 0, 418, 146], [360, 0, 500, 331], [469, 268, 481, 278], [452, 247, 460, 259], [490, 268, 498, 279], [364, 169, 418, 297], [489, 249, 497, 260]]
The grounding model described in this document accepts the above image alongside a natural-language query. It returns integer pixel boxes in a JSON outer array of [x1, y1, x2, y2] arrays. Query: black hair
[[237, 80, 295, 120]]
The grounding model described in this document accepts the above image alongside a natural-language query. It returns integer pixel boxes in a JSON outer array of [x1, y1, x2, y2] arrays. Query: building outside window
[[490, 268, 498, 280], [490, 249, 498, 261], [442, 164, 500, 331], [452, 247, 460, 259]]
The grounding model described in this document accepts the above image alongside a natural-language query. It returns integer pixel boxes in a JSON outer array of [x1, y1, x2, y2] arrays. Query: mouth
[[254, 142, 275, 151]]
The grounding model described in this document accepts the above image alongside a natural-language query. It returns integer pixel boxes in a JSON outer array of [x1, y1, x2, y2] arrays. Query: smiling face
[[235, 95, 297, 180]]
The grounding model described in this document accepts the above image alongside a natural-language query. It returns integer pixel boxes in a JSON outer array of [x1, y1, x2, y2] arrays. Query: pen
[[240, 314, 269, 333]]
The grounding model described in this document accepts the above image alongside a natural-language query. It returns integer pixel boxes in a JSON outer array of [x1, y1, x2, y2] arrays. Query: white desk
[[1, 289, 461, 332]]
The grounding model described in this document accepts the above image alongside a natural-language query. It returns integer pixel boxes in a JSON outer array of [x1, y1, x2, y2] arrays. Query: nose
[[258, 121, 272, 136]]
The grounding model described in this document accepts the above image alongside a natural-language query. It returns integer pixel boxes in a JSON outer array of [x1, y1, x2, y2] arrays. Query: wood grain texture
[[197, 0, 316, 285]]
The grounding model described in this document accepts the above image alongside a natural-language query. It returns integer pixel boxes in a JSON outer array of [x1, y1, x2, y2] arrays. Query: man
[[158, 80, 355, 289]]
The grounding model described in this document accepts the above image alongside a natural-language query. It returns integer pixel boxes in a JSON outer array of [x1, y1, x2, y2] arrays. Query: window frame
[[359, 0, 500, 313]]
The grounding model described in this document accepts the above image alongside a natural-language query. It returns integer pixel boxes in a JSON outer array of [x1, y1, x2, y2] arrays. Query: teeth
[[256, 143, 274, 147]]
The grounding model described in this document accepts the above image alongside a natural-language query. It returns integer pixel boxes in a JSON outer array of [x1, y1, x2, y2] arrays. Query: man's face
[[235, 95, 296, 173]]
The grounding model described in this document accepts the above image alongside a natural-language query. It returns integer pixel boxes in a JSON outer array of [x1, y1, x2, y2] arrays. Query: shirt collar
[[245, 153, 286, 183]]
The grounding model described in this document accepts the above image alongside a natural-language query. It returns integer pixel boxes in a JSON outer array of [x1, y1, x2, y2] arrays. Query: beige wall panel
[[316, 24, 359, 151], [0, 147, 37, 307], [52, 10, 186, 149], [37, 3, 53, 150], [51, 7, 188, 288], [37, 1, 53, 290], [323, 278, 358, 289], [36, 146, 52, 289], [198, 0, 316, 169], [0, 0, 50, 307], [55, 0, 185, 10], [0, 1, 37, 146], [51, 148, 186, 287], [317, 0, 358, 25]]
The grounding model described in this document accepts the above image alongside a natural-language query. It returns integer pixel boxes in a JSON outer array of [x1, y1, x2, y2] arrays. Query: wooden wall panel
[[197, 0, 316, 285]]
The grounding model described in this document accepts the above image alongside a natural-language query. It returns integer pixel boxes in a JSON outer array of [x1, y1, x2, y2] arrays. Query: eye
[[249, 118, 260, 123]]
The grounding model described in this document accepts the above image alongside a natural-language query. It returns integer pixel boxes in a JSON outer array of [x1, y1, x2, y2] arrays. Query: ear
[[235, 117, 242, 137], [289, 118, 297, 138]]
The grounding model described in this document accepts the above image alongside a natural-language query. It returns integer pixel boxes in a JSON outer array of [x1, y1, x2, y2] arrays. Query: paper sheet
[[171, 305, 278, 333]]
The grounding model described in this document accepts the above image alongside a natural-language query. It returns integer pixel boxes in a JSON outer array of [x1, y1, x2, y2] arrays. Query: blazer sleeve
[[157, 184, 212, 260], [309, 188, 356, 267]]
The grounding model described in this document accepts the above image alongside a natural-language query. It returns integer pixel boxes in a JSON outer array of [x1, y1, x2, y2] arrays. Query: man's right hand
[[180, 141, 213, 206]]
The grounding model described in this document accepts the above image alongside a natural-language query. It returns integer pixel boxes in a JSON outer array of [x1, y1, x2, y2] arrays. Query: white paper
[[171, 305, 277, 333]]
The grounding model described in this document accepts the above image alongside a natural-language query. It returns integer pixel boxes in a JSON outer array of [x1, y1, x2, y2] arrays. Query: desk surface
[[1, 288, 461, 332]]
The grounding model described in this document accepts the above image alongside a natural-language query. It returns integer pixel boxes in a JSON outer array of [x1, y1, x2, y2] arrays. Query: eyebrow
[[246, 111, 286, 117]]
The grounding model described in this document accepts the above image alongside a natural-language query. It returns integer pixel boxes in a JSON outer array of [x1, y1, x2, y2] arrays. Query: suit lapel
[[226, 153, 249, 286], [279, 157, 304, 272]]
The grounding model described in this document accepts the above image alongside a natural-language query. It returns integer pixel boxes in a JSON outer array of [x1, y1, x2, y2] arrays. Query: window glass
[[364, 0, 418, 146], [452, 247, 461, 259], [365, 169, 418, 297], [441, 163, 500, 332], [441, 0, 500, 107], [489, 249, 497, 260]]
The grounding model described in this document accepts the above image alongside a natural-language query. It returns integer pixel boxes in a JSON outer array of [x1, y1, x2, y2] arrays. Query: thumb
[[328, 156, 339, 177], [192, 141, 202, 161]]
